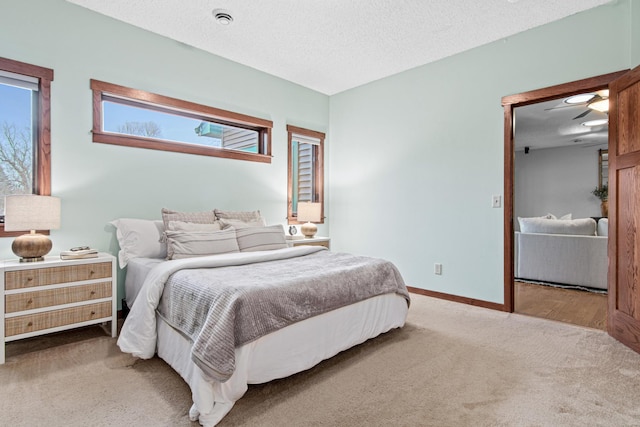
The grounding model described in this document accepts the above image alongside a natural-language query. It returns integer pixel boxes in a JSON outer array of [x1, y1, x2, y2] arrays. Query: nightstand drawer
[[299, 241, 329, 248], [4, 262, 112, 291], [5, 301, 112, 337], [291, 237, 330, 249], [5, 282, 112, 314]]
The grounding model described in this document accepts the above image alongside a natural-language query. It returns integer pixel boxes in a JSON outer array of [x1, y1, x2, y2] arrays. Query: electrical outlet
[[434, 263, 442, 275], [492, 195, 502, 208]]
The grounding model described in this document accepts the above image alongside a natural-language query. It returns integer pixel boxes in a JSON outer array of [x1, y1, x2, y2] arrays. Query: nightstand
[[0, 253, 117, 364], [290, 236, 330, 249]]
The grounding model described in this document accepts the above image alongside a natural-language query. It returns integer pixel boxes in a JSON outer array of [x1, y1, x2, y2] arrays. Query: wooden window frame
[[90, 79, 273, 163], [0, 57, 53, 237], [287, 125, 325, 225]]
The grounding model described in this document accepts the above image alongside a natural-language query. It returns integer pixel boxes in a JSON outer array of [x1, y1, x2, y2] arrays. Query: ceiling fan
[[543, 89, 610, 119], [572, 92, 609, 120]]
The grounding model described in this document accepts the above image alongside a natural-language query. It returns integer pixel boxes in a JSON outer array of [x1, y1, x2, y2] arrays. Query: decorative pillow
[[166, 220, 222, 233], [160, 208, 218, 242], [214, 209, 266, 225], [110, 218, 167, 268], [547, 213, 572, 220], [219, 218, 266, 229], [535, 213, 572, 220], [518, 217, 596, 236], [235, 224, 288, 252], [165, 228, 239, 260]]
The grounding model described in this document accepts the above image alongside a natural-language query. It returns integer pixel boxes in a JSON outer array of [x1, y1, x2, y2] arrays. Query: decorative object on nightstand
[[297, 202, 321, 238], [4, 195, 61, 263], [60, 247, 99, 260]]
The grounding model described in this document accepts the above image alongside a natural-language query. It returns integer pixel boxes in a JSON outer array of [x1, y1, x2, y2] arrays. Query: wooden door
[[608, 65, 640, 353]]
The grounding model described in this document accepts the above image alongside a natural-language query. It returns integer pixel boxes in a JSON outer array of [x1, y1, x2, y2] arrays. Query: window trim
[[0, 57, 53, 237], [287, 125, 325, 225], [90, 80, 273, 163]]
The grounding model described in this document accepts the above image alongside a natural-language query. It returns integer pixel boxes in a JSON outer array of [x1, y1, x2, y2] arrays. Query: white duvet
[[117, 246, 409, 426]]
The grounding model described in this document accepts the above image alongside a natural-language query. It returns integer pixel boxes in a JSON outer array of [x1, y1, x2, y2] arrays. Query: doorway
[[511, 92, 610, 329], [501, 70, 629, 321]]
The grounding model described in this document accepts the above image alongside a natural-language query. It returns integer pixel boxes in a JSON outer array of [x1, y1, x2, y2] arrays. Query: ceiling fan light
[[588, 98, 609, 113], [565, 94, 594, 104], [582, 119, 608, 127]]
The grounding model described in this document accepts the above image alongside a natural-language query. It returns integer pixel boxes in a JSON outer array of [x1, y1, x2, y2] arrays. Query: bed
[[111, 213, 410, 427]]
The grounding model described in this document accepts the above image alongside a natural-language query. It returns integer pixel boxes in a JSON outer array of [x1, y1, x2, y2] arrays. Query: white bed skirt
[[156, 293, 409, 427]]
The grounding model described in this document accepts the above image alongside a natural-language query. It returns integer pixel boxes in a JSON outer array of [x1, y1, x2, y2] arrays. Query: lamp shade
[[4, 195, 61, 231], [297, 202, 321, 223]]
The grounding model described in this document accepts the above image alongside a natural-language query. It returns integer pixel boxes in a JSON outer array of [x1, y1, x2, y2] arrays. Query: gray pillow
[[165, 228, 239, 260], [161, 208, 217, 230], [219, 218, 266, 229], [161, 208, 218, 242], [235, 224, 288, 252], [518, 217, 596, 236], [214, 209, 266, 225], [166, 220, 222, 232]]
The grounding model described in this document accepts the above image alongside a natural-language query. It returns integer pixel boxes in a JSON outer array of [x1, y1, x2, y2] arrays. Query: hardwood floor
[[514, 281, 607, 331]]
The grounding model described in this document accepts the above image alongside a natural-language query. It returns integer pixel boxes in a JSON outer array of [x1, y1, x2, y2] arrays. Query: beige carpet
[[1, 294, 640, 426]]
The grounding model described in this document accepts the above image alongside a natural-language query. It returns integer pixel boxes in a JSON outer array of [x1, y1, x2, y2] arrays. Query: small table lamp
[[4, 195, 61, 262], [297, 202, 321, 238]]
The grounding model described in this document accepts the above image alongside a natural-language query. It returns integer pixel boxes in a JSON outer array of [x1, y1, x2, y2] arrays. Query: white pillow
[[543, 213, 572, 220], [235, 224, 288, 252], [110, 218, 167, 268], [165, 228, 239, 260], [518, 217, 596, 236]]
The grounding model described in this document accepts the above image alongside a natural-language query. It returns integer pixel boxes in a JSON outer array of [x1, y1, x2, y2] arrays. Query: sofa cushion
[[518, 217, 596, 236], [597, 218, 608, 236]]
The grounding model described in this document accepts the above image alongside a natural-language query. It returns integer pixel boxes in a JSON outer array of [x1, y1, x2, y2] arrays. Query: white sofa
[[514, 217, 608, 290]]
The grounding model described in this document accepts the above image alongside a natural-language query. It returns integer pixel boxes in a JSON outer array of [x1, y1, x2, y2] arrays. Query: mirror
[[599, 149, 608, 189]]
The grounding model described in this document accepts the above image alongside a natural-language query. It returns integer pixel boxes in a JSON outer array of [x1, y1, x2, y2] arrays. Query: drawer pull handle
[[27, 298, 33, 305], [27, 321, 33, 327], [90, 311, 96, 315], [27, 277, 33, 282], [90, 291, 96, 295], [90, 270, 95, 275]]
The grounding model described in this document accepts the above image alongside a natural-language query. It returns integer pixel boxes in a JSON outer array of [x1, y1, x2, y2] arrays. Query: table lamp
[[297, 202, 321, 238], [4, 195, 61, 262]]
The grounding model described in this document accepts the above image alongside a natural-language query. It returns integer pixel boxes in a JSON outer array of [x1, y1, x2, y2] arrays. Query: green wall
[[2, 0, 639, 307], [329, 0, 637, 303], [0, 0, 330, 303]]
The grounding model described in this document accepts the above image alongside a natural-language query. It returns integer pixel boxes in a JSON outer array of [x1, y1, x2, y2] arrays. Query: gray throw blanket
[[156, 250, 410, 382]]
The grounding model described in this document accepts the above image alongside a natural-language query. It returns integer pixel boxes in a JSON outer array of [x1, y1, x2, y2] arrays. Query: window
[[91, 80, 273, 163], [287, 125, 324, 224], [0, 57, 53, 237]]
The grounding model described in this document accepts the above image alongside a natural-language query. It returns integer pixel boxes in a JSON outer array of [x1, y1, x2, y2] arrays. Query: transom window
[[0, 57, 53, 237], [287, 125, 324, 224], [91, 80, 273, 163]]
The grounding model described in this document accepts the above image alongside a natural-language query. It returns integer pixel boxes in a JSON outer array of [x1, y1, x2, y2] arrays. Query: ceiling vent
[[213, 9, 233, 26]]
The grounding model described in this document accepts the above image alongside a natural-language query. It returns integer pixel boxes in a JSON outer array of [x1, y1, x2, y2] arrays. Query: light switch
[[492, 195, 501, 208]]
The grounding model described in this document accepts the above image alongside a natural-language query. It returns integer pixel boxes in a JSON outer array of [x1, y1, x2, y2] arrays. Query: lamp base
[[301, 222, 317, 238], [12, 232, 52, 262]]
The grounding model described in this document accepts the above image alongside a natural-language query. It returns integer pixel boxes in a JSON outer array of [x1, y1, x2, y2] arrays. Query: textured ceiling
[[66, 0, 611, 95]]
